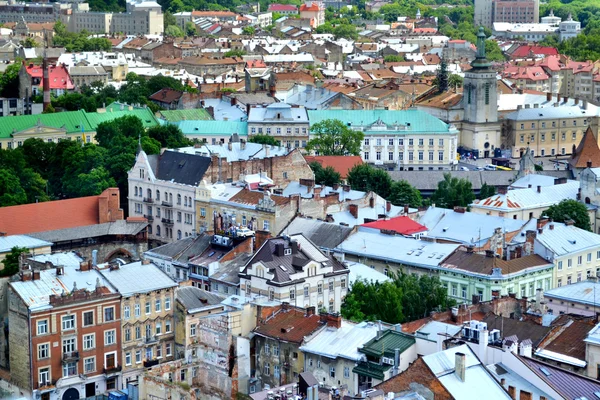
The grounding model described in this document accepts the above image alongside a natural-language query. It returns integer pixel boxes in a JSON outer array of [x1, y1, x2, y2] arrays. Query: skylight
[[540, 367, 551, 376]]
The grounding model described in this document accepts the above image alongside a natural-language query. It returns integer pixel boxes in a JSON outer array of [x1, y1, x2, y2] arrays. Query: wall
[[0, 277, 10, 369], [7, 286, 31, 391]]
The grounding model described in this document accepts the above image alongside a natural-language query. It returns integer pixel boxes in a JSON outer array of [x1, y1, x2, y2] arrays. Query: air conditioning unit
[[382, 357, 394, 365]]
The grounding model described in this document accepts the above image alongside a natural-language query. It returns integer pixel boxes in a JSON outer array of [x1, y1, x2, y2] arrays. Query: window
[[409, 151, 414, 161], [125, 328, 131, 342], [265, 344, 271, 356], [364, 138, 370, 146], [165, 296, 171, 311], [290, 288, 295, 300], [190, 324, 197, 337], [135, 350, 142, 364], [438, 151, 444, 161], [418, 138, 424, 146], [135, 326, 141, 340], [39, 367, 50, 386], [318, 282, 323, 294], [134, 304, 140, 317], [309, 358, 313, 367], [568, 259, 572, 268], [145, 302, 151, 315], [328, 280, 334, 292], [63, 338, 76, 354], [531, 123, 536, 129], [273, 346, 279, 356], [166, 343, 172, 357], [376, 151, 381, 160], [264, 363, 270, 375], [389, 152, 394, 161], [429, 138, 434, 146], [37, 320, 48, 335], [344, 366, 350, 378], [156, 323, 162, 335], [389, 138, 394, 145], [317, 360, 321, 368], [330, 366, 336, 378], [578, 255, 583, 265], [274, 365, 280, 379], [125, 352, 132, 366], [418, 151, 424, 161], [341, 278, 346, 289], [84, 357, 95, 373], [304, 285, 309, 297], [452, 285, 457, 297], [105, 330, 116, 345], [123, 306, 130, 320], [567, 276, 572, 285], [157, 345, 162, 359], [558, 261, 563, 270], [376, 138, 382, 146], [165, 319, 172, 333], [83, 311, 94, 326], [63, 362, 77, 377], [104, 307, 114, 322], [62, 315, 75, 331], [577, 272, 582, 282], [200, 208, 206, 217], [485, 83, 490, 105], [588, 253, 592, 263], [155, 299, 161, 312], [429, 151, 434, 161], [329, 300, 334, 313], [263, 220, 270, 231], [364, 151, 369, 160], [83, 334, 95, 350], [558, 278, 562, 287], [38, 343, 49, 360]]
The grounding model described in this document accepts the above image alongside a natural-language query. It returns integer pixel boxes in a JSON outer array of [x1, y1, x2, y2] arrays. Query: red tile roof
[[361, 216, 428, 236], [246, 60, 267, 68], [268, 3, 298, 11], [502, 66, 549, 82], [254, 307, 324, 343], [300, 2, 322, 11], [0, 195, 101, 235], [149, 88, 184, 104], [569, 126, 600, 169], [25, 64, 74, 90], [510, 45, 559, 58], [303, 155, 363, 179]]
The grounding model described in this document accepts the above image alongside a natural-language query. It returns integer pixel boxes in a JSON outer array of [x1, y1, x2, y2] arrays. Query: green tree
[[224, 49, 246, 58], [485, 40, 505, 61], [0, 61, 22, 98], [165, 25, 185, 37], [309, 162, 341, 187], [147, 124, 192, 148], [185, 21, 197, 36], [430, 173, 476, 208], [388, 180, 422, 208], [306, 119, 364, 156], [242, 26, 256, 35], [543, 199, 591, 231], [1, 246, 28, 277], [248, 135, 280, 146], [449, 74, 463, 90], [21, 37, 38, 48], [333, 24, 358, 40], [479, 182, 496, 199], [69, 167, 116, 196], [0, 168, 27, 206], [42, 104, 55, 114], [437, 57, 449, 92], [347, 163, 393, 198], [383, 55, 404, 62]]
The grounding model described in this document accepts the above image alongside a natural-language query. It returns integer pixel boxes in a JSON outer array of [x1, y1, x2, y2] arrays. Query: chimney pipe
[[537, 185, 541, 193], [455, 352, 466, 382]]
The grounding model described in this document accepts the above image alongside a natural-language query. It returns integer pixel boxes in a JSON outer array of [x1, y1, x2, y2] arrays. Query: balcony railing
[[36, 379, 57, 390], [103, 365, 122, 375], [62, 351, 79, 362], [161, 218, 174, 226], [161, 201, 173, 207], [143, 197, 154, 203], [144, 359, 159, 368], [144, 335, 158, 344], [144, 214, 154, 221]]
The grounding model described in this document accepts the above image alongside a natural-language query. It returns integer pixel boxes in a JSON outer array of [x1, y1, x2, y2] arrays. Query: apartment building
[[8, 263, 122, 400], [97, 261, 178, 387], [501, 66, 550, 92], [239, 234, 350, 313], [247, 103, 310, 149], [474, 0, 539, 29], [308, 109, 459, 171]]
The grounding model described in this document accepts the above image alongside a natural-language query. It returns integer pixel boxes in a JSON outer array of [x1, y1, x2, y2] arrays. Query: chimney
[[306, 306, 316, 316], [537, 185, 541, 193], [497, 185, 508, 195], [466, 245, 474, 253], [228, 142, 232, 151], [32, 270, 40, 281], [588, 160, 593, 168], [564, 96, 569, 103], [519, 340, 532, 358], [546, 92, 552, 102], [79, 261, 90, 272], [485, 250, 495, 258], [343, 184, 351, 192], [332, 183, 340, 190], [348, 204, 358, 219], [326, 313, 342, 329], [386, 201, 392, 212], [403, 204, 409, 214], [455, 352, 466, 382], [369, 197, 375, 208], [313, 186, 322, 197], [565, 219, 575, 226], [575, 98, 580, 105], [436, 333, 445, 352], [454, 206, 466, 213], [549, 223, 554, 230], [56, 266, 64, 276], [394, 348, 400, 375], [21, 271, 32, 281], [479, 329, 489, 364]]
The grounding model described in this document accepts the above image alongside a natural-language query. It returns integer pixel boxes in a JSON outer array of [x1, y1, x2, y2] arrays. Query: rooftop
[[482, 314, 551, 347], [281, 217, 354, 250], [176, 286, 225, 312], [146, 150, 211, 187], [157, 108, 213, 122], [569, 126, 600, 169], [533, 220, 600, 256], [346, 261, 392, 286], [0, 235, 52, 253], [28, 220, 147, 243], [97, 261, 178, 297], [254, 307, 324, 343], [145, 235, 212, 265], [300, 320, 380, 361], [361, 216, 428, 236], [177, 141, 288, 162], [359, 329, 416, 358], [544, 280, 600, 306], [441, 250, 552, 277]]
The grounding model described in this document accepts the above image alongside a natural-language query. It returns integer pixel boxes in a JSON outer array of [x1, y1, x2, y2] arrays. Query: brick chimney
[[343, 184, 351, 192], [386, 201, 392, 212], [306, 306, 316, 316], [348, 204, 358, 219], [454, 206, 466, 213], [369, 197, 375, 208], [497, 185, 508, 195], [254, 230, 272, 250]]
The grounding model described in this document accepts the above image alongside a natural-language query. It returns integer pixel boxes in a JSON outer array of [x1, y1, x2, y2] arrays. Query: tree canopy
[[431, 173, 475, 208], [309, 161, 341, 187], [341, 271, 455, 324], [543, 199, 591, 231], [306, 119, 364, 156], [1, 246, 28, 277], [347, 164, 422, 207], [248, 135, 280, 146]]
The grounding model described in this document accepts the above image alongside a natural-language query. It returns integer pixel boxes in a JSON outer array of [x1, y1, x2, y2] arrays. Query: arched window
[[586, 197, 591, 204], [156, 225, 161, 236], [177, 194, 181, 205], [135, 186, 138, 196], [177, 230, 182, 240], [147, 188, 152, 200], [169, 193, 173, 203], [156, 190, 160, 201]]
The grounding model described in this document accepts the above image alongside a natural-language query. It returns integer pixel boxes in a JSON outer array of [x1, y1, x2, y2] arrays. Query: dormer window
[[284, 248, 292, 256]]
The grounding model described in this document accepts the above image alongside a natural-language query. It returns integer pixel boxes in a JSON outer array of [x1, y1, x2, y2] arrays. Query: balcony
[[144, 335, 158, 344], [144, 359, 159, 368], [143, 197, 154, 203], [103, 364, 122, 375], [36, 379, 57, 390], [144, 214, 154, 221], [62, 351, 79, 362], [161, 200, 173, 208], [161, 218, 174, 226]]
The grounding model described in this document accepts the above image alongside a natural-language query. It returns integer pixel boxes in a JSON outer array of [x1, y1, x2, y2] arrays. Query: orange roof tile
[[569, 126, 600, 169], [254, 307, 324, 343], [304, 155, 363, 178]]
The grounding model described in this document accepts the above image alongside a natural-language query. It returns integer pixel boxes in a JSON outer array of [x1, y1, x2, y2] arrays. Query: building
[[240, 234, 350, 313], [0, 235, 52, 269], [247, 103, 310, 149], [492, 22, 559, 41], [96, 260, 178, 387], [542, 280, 600, 318], [440, 249, 554, 302], [559, 14, 581, 41], [252, 304, 327, 388], [475, 0, 539, 29], [361, 216, 428, 239], [143, 235, 212, 282], [303, 155, 363, 181], [300, 320, 381, 396], [299, 1, 325, 28], [19, 63, 74, 99], [352, 329, 417, 392], [569, 127, 600, 175], [8, 262, 122, 399], [308, 109, 459, 171], [268, 4, 299, 14], [68, 66, 109, 88]]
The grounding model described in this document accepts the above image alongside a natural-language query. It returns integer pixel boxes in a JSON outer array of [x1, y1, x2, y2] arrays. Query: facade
[[300, 320, 380, 396], [475, 0, 539, 29], [299, 1, 325, 28], [96, 261, 178, 387], [247, 103, 310, 149], [143, 235, 212, 282], [543, 280, 600, 317], [19, 63, 74, 99], [240, 234, 350, 313], [492, 22, 558, 41], [308, 109, 459, 171], [8, 263, 122, 400]]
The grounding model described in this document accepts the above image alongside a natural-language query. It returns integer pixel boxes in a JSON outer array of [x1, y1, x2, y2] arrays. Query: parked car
[[237, 227, 255, 238]]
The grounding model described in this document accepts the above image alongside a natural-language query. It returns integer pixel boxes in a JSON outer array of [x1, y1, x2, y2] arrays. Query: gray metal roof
[[176, 286, 225, 312], [28, 252, 84, 269], [544, 280, 600, 306], [145, 235, 211, 264], [282, 217, 353, 249], [28, 220, 147, 243], [153, 150, 211, 186], [505, 105, 597, 121], [533, 220, 600, 256], [210, 252, 252, 285], [247, 103, 309, 124], [178, 141, 288, 162], [97, 261, 178, 296], [0, 235, 52, 253]]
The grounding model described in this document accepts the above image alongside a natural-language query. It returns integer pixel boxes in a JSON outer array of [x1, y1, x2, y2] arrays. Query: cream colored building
[[97, 261, 178, 387], [585, 323, 600, 379]]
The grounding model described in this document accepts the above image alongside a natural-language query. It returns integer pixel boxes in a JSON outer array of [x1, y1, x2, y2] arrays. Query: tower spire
[[471, 27, 491, 69]]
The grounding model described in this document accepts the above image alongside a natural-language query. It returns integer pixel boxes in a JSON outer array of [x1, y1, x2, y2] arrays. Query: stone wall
[[0, 278, 9, 369], [7, 286, 31, 391]]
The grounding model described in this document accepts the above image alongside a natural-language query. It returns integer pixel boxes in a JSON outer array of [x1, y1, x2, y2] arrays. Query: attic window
[[284, 248, 292, 256]]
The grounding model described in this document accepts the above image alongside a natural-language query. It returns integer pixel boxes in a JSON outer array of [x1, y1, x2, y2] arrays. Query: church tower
[[460, 27, 501, 159]]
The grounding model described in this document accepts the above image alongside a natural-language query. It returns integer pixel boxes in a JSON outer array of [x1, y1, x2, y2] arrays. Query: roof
[[346, 261, 392, 285], [28, 220, 147, 243], [28, 252, 84, 269], [253, 307, 324, 343], [9, 266, 117, 311], [482, 315, 551, 347], [281, 217, 353, 250], [247, 103, 309, 124], [300, 320, 380, 361], [145, 235, 212, 265], [157, 108, 213, 122], [0, 193, 108, 236], [509, 45, 560, 58], [414, 320, 463, 339], [505, 105, 595, 121], [423, 344, 511, 400], [533, 220, 600, 257], [84, 108, 159, 129], [538, 319, 594, 363], [308, 109, 454, 134], [544, 280, 600, 306], [0, 235, 52, 253], [210, 252, 252, 285], [471, 180, 579, 212], [149, 150, 211, 186], [228, 189, 290, 207], [300, 2, 323, 11], [570, 126, 600, 169], [520, 356, 600, 399], [303, 155, 363, 179], [149, 88, 183, 104], [268, 4, 298, 12], [361, 216, 427, 236], [97, 261, 178, 297], [24, 64, 74, 90], [441, 251, 552, 277], [336, 228, 460, 270], [176, 286, 225, 312], [174, 120, 248, 136], [374, 357, 453, 400], [177, 141, 287, 162], [359, 329, 416, 358]]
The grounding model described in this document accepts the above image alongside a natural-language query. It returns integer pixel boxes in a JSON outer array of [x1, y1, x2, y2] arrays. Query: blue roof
[[174, 120, 248, 136], [307, 109, 455, 134]]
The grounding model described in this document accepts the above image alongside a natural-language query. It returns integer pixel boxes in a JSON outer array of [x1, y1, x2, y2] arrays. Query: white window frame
[[104, 329, 116, 346], [62, 314, 75, 331], [38, 343, 49, 360], [125, 352, 132, 366], [83, 333, 95, 350], [84, 357, 95, 374], [37, 320, 48, 336], [123, 305, 130, 319]]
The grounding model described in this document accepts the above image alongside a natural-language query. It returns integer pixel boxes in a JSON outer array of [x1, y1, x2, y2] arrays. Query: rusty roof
[[441, 251, 552, 276], [149, 88, 183, 104], [254, 307, 324, 343], [229, 189, 290, 207], [539, 319, 594, 361]]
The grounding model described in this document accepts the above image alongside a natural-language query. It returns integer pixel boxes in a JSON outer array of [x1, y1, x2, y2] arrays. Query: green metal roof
[[307, 109, 454, 134], [104, 102, 146, 112], [85, 109, 159, 129], [159, 108, 213, 122], [359, 330, 416, 358], [176, 120, 248, 136], [0, 110, 91, 139], [352, 361, 391, 380]]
